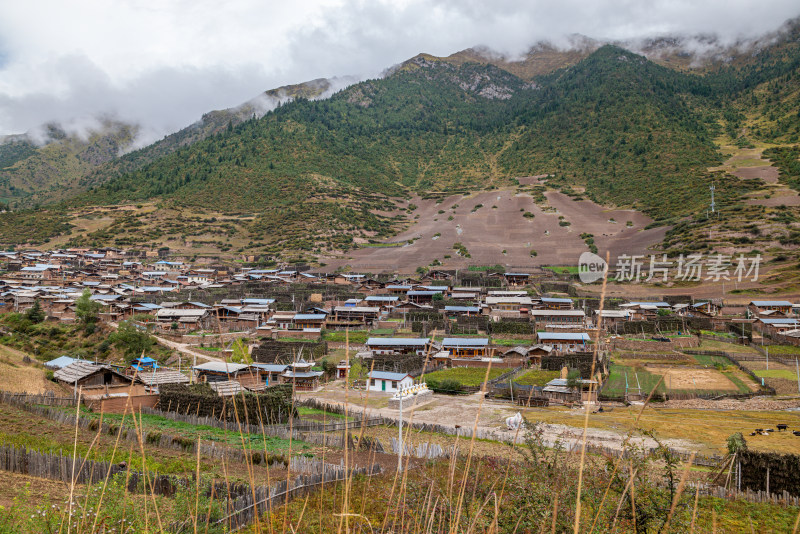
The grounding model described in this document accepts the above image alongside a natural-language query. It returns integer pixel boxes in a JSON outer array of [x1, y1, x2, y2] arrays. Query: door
[[381, 380, 386, 391]]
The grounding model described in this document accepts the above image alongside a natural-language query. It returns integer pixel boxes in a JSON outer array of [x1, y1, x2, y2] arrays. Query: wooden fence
[[0, 442, 381, 532], [0, 391, 77, 406]]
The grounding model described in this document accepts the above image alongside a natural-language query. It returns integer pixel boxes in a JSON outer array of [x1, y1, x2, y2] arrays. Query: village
[[1, 246, 800, 531]]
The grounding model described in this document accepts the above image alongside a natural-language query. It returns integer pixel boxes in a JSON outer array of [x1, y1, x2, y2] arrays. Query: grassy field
[[602, 363, 665, 397], [420, 367, 504, 387], [514, 370, 560, 386], [322, 330, 369, 344], [754, 369, 798, 380], [762, 345, 800, 355]]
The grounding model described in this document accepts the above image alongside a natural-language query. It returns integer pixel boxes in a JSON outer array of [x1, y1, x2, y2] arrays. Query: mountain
[[0, 119, 139, 207], [0, 19, 799, 266], [0, 77, 351, 209]]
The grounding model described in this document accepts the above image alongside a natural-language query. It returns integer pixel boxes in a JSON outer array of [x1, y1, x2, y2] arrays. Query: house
[[756, 317, 800, 335], [542, 378, 598, 404], [443, 305, 482, 317], [503, 273, 530, 286], [154, 308, 211, 331], [366, 337, 430, 355], [407, 290, 441, 304], [593, 310, 631, 329], [539, 297, 573, 310], [54, 361, 134, 390], [335, 360, 351, 379], [366, 371, 413, 393], [690, 301, 721, 316], [193, 362, 250, 383], [485, 296, 533, 313], [330, 306, 380, 328], [250, 363, 288, 385], [536, 332, 590, 353], [291, 313, 326, 330], [748, 300, 794, 318], [441, 337, 491, 358], [364, 296, 400, 311], [281, 360, 323, 391], [530, 310, 586, 327]]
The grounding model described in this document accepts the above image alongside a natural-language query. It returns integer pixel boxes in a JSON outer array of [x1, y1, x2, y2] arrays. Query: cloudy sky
[[0, 0, 798, 142]]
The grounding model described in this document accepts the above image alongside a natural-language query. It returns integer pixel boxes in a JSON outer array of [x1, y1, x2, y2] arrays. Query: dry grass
[[521, 404, 800, 455], [0, 345, 65, 395]]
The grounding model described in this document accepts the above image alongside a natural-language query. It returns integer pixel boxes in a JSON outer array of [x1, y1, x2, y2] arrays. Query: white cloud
[[0, 0, 797, 137]]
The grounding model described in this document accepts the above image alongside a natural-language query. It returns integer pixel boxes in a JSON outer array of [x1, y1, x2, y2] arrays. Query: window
[[372, 379, 378, 386], [392, 381, 398, 389]]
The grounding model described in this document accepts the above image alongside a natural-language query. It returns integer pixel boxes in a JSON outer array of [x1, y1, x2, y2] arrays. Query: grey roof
[[251, 363, 289, 372], [366, 337, 429, 346], [209, 381, 244, 396], [369, 371, 411, 381], [365, 296, 399, 302], [135, 370, 190, 386], [751, 300, 794, 307], [54, 361, 125, 383], [282, 370, 323, 378], [192, 362, 250, 374]]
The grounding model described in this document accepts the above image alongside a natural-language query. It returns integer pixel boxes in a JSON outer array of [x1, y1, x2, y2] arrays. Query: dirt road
[[300, 383, 700, 454]]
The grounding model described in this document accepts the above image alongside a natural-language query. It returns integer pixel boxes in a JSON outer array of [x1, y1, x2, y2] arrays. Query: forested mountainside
[[0, 20, 798, 260]]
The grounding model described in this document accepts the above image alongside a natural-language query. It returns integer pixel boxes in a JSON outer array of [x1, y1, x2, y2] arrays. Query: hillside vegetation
[[0, 23, 799, 260]]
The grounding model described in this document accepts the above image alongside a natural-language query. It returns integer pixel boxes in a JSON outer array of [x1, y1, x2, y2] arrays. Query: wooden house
[[441, 337, 491, 358], [193, 362, 250, 383], [531, 310, 586, 327], [366, 337, 430, 355], [281, 360, 323, 391], [54, 362, 134, 391], [748, 300, 793, 318], [536, 332, 590, 353]]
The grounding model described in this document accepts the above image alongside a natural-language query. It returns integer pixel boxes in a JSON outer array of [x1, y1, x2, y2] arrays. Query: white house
[[367, 371, 413, 393]]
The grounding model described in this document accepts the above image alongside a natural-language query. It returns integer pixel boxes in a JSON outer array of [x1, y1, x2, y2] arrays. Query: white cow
[[505, 412, 524, 431]]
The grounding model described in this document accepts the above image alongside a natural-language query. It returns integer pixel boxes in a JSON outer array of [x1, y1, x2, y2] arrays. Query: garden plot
[[646, 366, 741, 392]]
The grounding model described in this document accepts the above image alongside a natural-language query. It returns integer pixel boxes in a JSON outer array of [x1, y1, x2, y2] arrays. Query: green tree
[[109, 320, 155, 360], [230, 338, 252, 364], [25, 299, 45, 324], [75, 289, 100, 328]]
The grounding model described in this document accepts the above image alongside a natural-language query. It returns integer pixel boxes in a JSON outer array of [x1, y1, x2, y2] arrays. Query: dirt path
[[153, 334, 222, 363], [300, 384, 701, 454]]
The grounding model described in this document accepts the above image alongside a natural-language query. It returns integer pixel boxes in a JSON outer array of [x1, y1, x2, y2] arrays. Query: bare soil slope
[[326, 187, 666, 272]]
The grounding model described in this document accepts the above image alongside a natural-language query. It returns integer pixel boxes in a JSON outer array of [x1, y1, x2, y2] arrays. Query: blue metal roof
[[751, 301, 793, 307], [293, 314, 326, 320], [365, 296, 399, 302], [541, 297, 572, 303]]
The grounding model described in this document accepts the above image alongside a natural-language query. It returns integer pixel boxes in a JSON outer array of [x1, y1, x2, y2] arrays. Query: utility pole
[[397, 391, 403, 472], [710, 184, 716, 214], [796, 358, 799, 395]]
